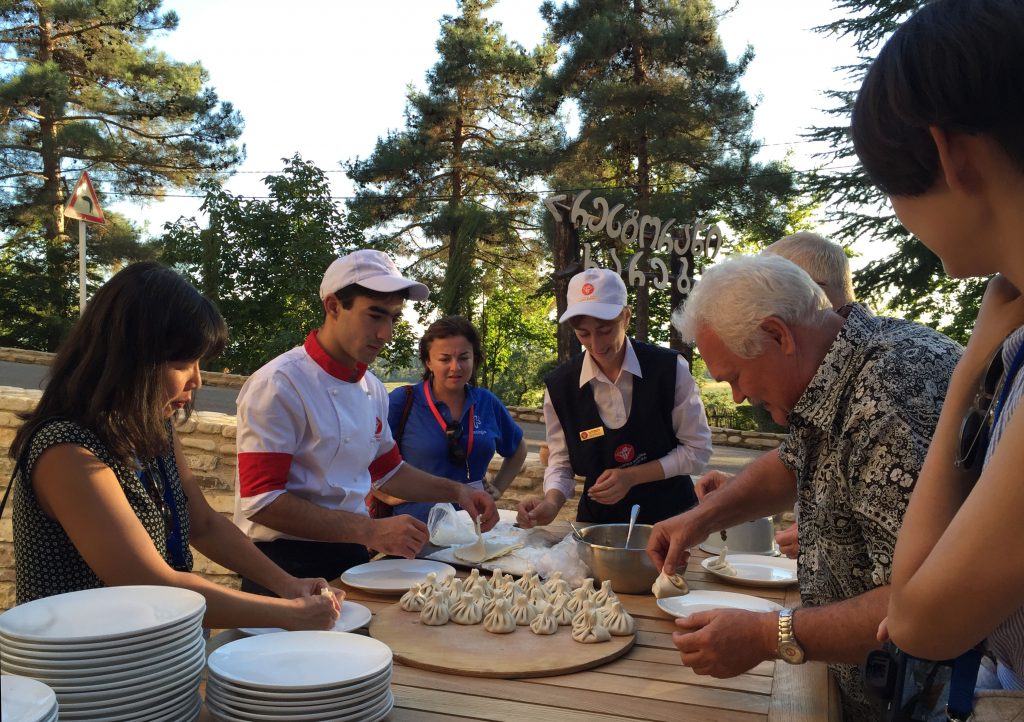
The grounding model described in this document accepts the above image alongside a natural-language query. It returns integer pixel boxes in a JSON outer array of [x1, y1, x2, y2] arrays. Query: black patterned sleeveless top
[[12, 419, 193, 604]]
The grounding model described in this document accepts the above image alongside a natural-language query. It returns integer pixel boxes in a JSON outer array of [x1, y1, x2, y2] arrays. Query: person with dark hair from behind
[[373, 315, 526, 522], [698, 232, 857, 559], [851, 0, 1024, 706], [233, 250, 498, 592], [10, 262, 340, 631]]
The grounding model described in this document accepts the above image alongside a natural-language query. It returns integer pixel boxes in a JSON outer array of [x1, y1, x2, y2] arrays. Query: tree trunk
[[631, 1, 650, 342], [37, 15, 72, 349], [551, 200, 581, 364]]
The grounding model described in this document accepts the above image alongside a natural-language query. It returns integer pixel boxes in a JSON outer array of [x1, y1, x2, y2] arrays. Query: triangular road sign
[[63, 171, 106, 224]]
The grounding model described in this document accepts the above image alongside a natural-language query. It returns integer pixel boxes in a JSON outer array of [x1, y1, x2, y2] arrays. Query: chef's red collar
[[304, 330, 367, 383]]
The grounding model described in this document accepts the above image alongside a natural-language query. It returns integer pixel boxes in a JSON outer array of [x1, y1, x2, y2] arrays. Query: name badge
[[579, 426, 605, 441]]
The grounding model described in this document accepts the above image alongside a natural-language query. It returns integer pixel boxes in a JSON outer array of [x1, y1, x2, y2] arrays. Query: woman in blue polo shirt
[[385, 316, 527, 522]]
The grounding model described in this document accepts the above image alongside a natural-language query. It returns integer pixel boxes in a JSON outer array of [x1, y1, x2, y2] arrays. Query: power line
[[0, 163, 860, 204]]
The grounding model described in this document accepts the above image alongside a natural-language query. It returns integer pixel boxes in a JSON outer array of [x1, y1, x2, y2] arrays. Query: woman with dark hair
[[9, 262, 339, 630], [380, 315, 526, 522], [852, 0, 1024, 695]]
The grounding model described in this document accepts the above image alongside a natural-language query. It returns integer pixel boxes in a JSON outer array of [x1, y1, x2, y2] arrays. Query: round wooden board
[[369, 603, 635, 678]]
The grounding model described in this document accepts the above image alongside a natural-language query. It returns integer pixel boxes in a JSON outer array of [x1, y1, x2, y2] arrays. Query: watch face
[[780, 640, 804, 664]]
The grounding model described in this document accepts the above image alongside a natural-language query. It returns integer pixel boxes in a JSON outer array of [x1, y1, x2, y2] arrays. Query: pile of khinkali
[[398, 569, 635, 643]]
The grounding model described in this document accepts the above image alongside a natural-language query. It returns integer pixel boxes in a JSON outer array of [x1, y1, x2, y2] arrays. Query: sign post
[[62, 171, 106, 314]]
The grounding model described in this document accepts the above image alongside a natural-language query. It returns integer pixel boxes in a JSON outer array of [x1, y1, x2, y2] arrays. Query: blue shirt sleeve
[[479, 388, 524, 457]]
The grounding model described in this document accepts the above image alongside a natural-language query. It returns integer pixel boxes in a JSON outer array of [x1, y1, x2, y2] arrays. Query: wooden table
[[203, 544, 840, 721]]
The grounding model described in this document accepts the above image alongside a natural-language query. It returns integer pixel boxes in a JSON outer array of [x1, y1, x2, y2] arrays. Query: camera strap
[[946, 647, 983, 721]]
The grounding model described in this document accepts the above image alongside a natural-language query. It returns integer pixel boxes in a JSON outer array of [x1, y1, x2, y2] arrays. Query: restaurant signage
[[544, 191, 725, 295]]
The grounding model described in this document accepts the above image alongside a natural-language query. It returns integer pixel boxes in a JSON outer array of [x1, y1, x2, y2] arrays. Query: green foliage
[[537, 0, 813, 345], [478, 283, 557, 407], [160, 156, 367, 374], [0, 0, 242, 348], [805, 0, 980, 344], [346, 0, 561, 318]]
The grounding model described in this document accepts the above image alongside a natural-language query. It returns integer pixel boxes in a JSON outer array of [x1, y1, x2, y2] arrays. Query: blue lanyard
[[993, 339, 1024, 428]]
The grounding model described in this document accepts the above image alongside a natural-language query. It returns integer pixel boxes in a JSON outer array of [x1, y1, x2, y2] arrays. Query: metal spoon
[[624, 504, 641, 549], [568, 520, 585, 540]]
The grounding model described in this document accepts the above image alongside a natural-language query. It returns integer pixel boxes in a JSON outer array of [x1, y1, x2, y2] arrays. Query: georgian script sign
[[544, 191, 724, 295]]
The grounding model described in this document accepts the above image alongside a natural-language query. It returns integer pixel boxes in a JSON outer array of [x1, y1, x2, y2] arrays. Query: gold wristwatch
[[777, 608, 806, 664]]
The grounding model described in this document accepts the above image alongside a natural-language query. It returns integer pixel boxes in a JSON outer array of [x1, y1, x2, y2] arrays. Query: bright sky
[[114, 0, 865, 258]]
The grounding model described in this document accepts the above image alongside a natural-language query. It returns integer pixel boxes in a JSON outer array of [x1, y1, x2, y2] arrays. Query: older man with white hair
[[646, 254, 961, 721]]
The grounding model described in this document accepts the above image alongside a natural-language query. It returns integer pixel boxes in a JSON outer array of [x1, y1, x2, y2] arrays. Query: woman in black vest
[[516, 268, 713, 526]]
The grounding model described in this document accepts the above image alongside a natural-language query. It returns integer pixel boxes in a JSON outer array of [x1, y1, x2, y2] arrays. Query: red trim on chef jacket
[[303, 330, 367, 383], [238, 452, 294, 497], [368, 443, 403, 483]]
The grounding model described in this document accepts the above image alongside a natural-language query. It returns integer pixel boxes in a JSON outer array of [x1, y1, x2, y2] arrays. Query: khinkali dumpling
[[571, 610, 611, 644], [419, 590, 449, 626], [565, 586, 589, 614], [600, 600, 635, 636], [450, 592, 484, 625], [528, 586, 550, 612], [466, 568, 492, 597], [510, 594, 539, 625], [530, 605, 558, 635], [551, 596, 573, 626], [548, 579, 572, 598], [572, 600, 597, 631], [446, 578, 465, 605], [542, 571, 563, 595], [578, 578, 597, 597], [591, 579, 615, 606], [651, 571, 689, 598], [483, 597, 516, 634], [400, 583, 426, 612], [489, 568, 505, 588]]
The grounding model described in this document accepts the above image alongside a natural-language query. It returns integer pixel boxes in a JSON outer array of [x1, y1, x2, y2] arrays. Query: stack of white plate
[[1, 674, 58, 722], [206, 631, 394, 721], [0, 586, 206, 721]]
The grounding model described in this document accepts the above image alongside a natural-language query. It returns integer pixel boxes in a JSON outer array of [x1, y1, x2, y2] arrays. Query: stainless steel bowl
[[574, 523, 659, 595]]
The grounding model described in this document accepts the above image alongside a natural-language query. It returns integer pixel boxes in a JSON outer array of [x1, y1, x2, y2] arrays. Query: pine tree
[[804, 0, 982, 343], [0, 0, 242, 349], [538, 0, 805, 346], [346, 0, 561, 319]]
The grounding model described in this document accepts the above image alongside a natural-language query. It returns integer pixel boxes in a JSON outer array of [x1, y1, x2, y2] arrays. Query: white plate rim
[[0, 620, 199, 658], [0, 586, 205, 643], [207, 674, 390, 709], [340, 559, 455, 593], [239, 601, 372, 636], [700, 555, 798, 588], [207, 667, 391, 701], [656, 590, 783, 617], [206, 690, 393, 722], [207, 631, 392, 690], [0, 632, 204, 679], [0, 674, 57, 722]]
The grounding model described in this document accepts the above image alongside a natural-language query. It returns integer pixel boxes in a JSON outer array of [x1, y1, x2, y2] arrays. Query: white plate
[[1, 674, 57, 722], [208, 668, 390, 701], [239, 601, 372, 636], [340, 559, 455, 594], [0, 633, 204, 679], [206, 690, 394, 722], [0, 627, 203, 670], [656, 590, 783, 617], [208, 631, 392, 690], [699, 538, 778, 556], [207, 674, 390, 709], [0, 586, 205, 644], [701, 555, 798, 588], [0, 620, 198, 659], [207, 684, 389, 720]]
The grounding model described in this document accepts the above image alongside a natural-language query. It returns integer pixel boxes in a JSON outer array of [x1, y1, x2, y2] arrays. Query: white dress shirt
[[542, 339, 713, 499]]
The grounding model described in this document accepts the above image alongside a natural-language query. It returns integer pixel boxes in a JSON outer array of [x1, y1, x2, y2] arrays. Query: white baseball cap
[[319, 249, 429, 301], [559, 268, 628, 322]]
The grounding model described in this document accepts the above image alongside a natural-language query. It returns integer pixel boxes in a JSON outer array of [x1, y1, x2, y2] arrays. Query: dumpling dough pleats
[[651, 571, 690, 598], [453, 515, 524, 563]]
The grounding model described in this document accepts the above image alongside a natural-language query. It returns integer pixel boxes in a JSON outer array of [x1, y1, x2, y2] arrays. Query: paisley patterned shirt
[[12, 419, 193, 604], [778, 303, 962, 721]]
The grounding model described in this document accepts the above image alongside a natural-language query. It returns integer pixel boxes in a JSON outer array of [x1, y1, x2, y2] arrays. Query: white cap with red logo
[[559, 268, 628, 322]]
